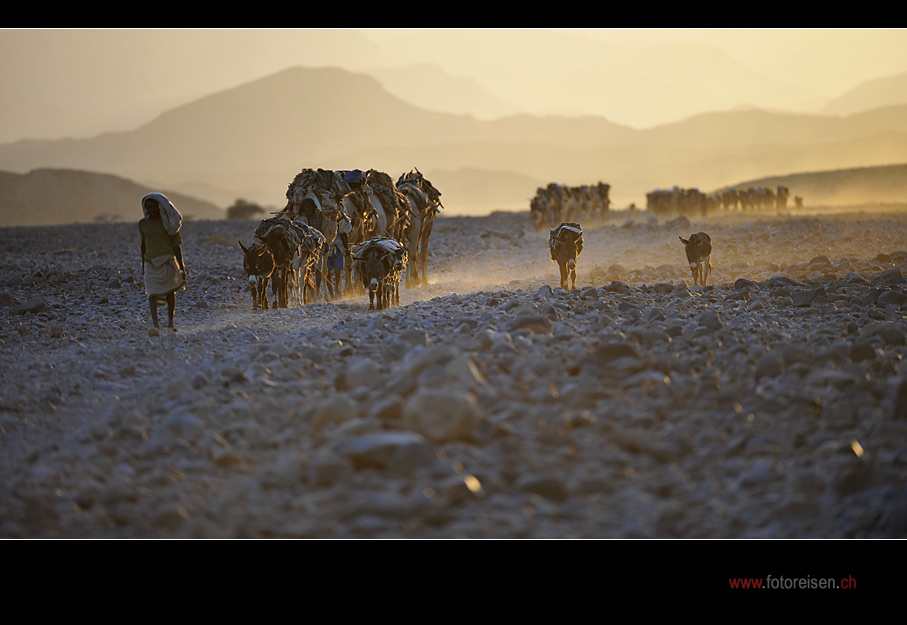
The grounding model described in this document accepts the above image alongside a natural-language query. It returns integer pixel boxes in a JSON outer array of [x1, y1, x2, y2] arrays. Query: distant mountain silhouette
[[0, 168, 223, 227], [362, 31, 827, 125], [0, 65, 904, 217], [367, 63, 525, 120], [823, 72, 907, 116], [0, 30, 833, 144]]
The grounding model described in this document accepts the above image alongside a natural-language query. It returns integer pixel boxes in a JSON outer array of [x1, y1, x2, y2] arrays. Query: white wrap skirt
[[144, 254, 185, 297]]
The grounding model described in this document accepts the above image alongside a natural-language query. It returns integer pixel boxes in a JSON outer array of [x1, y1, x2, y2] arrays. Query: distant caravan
[[647, 184, 795, 218], [531, 182, 609, 231]]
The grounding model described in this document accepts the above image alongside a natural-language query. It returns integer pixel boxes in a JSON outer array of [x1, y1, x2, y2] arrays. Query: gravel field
[[1, 206, 906, 538]]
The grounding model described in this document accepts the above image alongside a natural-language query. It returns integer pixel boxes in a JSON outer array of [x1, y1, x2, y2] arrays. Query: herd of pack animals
[[238, 170, 743, 312], [531, 181, 799, 229], [529, 180, 794, 290], [646, 184, 800, 218], [239, 167, 441, 312]]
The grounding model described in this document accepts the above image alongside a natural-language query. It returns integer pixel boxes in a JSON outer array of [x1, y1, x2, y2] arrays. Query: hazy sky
[[1, 28, 905, 143], [368, 28, 907, 96], [556, 28, 907, 89]]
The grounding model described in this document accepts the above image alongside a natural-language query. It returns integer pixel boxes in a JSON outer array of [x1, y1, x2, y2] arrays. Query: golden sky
[[364, 28, 907, 96]]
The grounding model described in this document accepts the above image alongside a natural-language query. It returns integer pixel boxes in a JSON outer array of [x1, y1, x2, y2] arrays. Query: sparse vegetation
[[93, 213, 123, 223], [226, 198, 266, 220]]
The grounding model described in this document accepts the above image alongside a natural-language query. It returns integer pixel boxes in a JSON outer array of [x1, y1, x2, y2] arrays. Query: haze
[[2, 28, 906, 144]]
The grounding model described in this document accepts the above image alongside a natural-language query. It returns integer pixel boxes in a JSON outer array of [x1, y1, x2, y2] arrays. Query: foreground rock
[[1, 209, 906, 538]]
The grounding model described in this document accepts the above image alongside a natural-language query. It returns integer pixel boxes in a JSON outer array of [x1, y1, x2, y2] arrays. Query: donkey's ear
[[239, 241, 248, 252], [679, 236, 689, 245]]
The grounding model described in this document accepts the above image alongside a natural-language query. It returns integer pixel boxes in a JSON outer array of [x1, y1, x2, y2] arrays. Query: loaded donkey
[[352, 237, 408, 310], [549, 222, 584, 290]]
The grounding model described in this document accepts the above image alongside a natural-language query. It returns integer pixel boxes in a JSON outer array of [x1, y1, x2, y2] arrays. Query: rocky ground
[[1, 206, 906, 539]]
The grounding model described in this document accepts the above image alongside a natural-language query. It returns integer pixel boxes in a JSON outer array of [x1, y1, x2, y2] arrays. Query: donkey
[[239, 240, 275, 310], [341, 185, 384, 298], [362, 251, 388, 311], [312, 206, 342, 302], [254, 218, 300, 309], [268, 243, 298, 309], [384, 257, 404, 308], [549, 223, 584, 290], [297, 243, 321, 305], [287, 218, 325, 306], [397, 168, 442, 287], [679, 232, 712, 287], [283, 168, 353, 302], [353, 238, 408, 310]]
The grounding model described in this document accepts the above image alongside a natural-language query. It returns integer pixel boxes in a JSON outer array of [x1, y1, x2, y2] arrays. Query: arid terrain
[[1, 205, 906, 538]]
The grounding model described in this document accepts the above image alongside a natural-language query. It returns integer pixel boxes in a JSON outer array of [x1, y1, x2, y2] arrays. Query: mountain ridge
[[0, 65, 904, 216], [0, 168, 224, 228], [822, 71, 907, 116]]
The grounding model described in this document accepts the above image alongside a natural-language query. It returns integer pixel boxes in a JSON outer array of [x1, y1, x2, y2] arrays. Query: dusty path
[[1, 207, 906, 538]]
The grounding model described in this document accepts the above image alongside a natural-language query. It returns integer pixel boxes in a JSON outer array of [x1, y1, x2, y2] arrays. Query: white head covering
[[142, 192, 183, 235]]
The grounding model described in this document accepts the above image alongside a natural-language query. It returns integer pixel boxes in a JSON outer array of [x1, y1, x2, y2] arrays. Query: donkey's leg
[[322, 258, 335, 301]]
